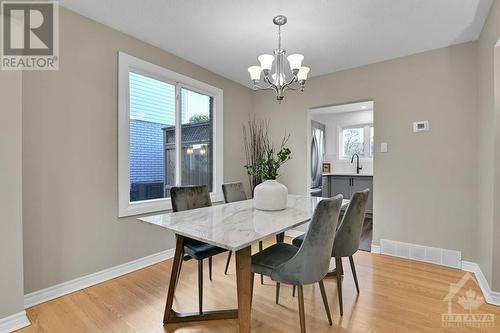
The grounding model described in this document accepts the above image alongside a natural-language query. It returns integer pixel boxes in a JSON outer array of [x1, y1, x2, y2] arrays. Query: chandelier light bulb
[[287, 54, 304, 72], [297, 66, 310, 81], [248, 66, 262, 81], [258, 54, 275, 71]]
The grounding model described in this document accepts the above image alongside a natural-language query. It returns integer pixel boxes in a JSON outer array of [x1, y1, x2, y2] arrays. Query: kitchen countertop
[[323, 173, 373, 177]]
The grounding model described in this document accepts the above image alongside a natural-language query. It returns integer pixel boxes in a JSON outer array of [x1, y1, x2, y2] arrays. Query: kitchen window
[[118, 52, 223, 217], [340, 124, 373, 158]]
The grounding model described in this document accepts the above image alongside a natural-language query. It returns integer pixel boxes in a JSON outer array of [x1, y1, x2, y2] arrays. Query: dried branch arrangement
[[242, 115, 268, 195]]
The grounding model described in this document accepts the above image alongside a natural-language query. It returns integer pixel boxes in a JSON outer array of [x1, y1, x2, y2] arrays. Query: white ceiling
[[59, 0, 493, 87], [310, 101, 374, 115]]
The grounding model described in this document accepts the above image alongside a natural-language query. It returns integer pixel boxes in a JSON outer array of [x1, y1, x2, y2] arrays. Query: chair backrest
[[271, 195, 343, 285], [332, 189, 370, 257], [222, 182, 247, 203], [170, 185, 212, 212]]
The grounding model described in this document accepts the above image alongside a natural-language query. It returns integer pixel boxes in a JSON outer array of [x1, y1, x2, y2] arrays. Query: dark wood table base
[[164, 309, 238, 323], [163, 235, 253, 333]]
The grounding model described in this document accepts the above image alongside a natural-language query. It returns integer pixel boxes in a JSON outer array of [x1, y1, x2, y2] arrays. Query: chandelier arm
[[270, 83, 279, 94], [285, 76, 298, 86], [263, 75, 280, 94], [253, 84, 279, 92], [263, 74, 273, 86], [281, 77, 301, 92], [252, 84, 267, 90], [253, 77, 279, 93], [283, 85, 298, 92]]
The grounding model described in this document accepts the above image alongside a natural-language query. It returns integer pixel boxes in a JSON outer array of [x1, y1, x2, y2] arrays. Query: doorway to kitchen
[[308, 100, 374, 252]]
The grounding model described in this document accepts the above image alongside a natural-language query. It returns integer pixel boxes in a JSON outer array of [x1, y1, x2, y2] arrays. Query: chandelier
[[248, 15, 310, 103]]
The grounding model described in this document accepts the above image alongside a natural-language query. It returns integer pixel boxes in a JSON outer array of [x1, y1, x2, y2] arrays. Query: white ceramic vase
[[253, 180, 288, 211]]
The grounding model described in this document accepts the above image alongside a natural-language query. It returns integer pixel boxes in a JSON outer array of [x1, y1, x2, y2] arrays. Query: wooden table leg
[[163, 234, 239, 325], [236, 246, 252, 333], [163, 235, 185, 323]]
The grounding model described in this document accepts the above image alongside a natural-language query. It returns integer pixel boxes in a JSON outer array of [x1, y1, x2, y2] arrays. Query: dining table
[[138, 194, 350, 333]]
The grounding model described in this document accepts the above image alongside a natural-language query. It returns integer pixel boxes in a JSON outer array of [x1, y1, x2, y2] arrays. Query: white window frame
[[339, 123, 373, 159], [118, 52, 223, 217]]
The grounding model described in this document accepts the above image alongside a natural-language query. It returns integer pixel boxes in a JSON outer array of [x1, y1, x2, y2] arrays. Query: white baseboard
[[370, 244, 380, 254], [461, 261, 500, 306], [0, 311, 30, 333], [24, 248, 175, 308], [380, 239, 462, 269]]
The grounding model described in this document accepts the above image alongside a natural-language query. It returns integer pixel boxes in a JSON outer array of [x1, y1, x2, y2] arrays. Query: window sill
[[119, 192, 224, 218]]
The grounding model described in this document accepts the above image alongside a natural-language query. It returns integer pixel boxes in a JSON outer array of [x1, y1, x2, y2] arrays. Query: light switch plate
[[380, 142, 388, 153]]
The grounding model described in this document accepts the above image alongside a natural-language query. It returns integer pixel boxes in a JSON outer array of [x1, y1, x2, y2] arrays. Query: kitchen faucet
[[351, 153, 362, 174]]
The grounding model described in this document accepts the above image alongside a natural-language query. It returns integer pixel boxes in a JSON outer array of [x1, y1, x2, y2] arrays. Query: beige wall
[[477, 0, 500, 291], [22, 8, 253, 293], [253, 42, 479, 261], [0, 69, 25, 317]]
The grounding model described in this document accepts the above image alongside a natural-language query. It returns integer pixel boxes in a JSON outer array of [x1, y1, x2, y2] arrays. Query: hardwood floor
[[19, 238, 500, 333]]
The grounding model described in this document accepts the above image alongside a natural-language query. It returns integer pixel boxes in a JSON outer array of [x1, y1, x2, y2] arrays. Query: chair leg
[[276, 282, 280, 304], [259, 241, 264, 284], [292, 285, 296, 297], [198, 260, 203, 314], [297, 285, 306, 333], [224, 252, 232, 275], [335, 257, 344, 316], [276, 233, 285, 243], [209, 257, 213, 281], [349, 255, 360, 293], [319, 280, 333, 325]]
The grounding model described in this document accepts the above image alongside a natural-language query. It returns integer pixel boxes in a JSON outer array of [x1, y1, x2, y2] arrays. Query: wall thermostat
[[413, 120, 429, 132]]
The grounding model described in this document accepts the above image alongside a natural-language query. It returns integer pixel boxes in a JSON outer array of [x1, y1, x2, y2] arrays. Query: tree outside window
[[341, 124, 373, 158], [342, 127, 364, 156]]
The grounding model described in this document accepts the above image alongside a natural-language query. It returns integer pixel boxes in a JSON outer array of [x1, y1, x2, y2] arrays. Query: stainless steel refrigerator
[[310, 120, 325, 196]]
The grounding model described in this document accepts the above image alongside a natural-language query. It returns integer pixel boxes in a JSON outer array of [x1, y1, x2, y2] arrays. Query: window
[[119, 52, 223, 217], [180, 88, 213, 192], [340, 124, 373, 158], [342, 127, 365, 156]]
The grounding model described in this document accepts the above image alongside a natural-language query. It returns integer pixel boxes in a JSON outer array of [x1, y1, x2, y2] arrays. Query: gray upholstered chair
[[221, 182, 247, 272], [292, 189, 370, 316], [170, 185, 228, 314], [222, 182, 247, 203], [221, 182, 267, 284], [252, 195, 343, 333]]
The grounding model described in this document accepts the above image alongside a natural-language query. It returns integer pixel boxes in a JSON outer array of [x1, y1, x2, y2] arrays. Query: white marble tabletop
[[138, 195, 350, 251]]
